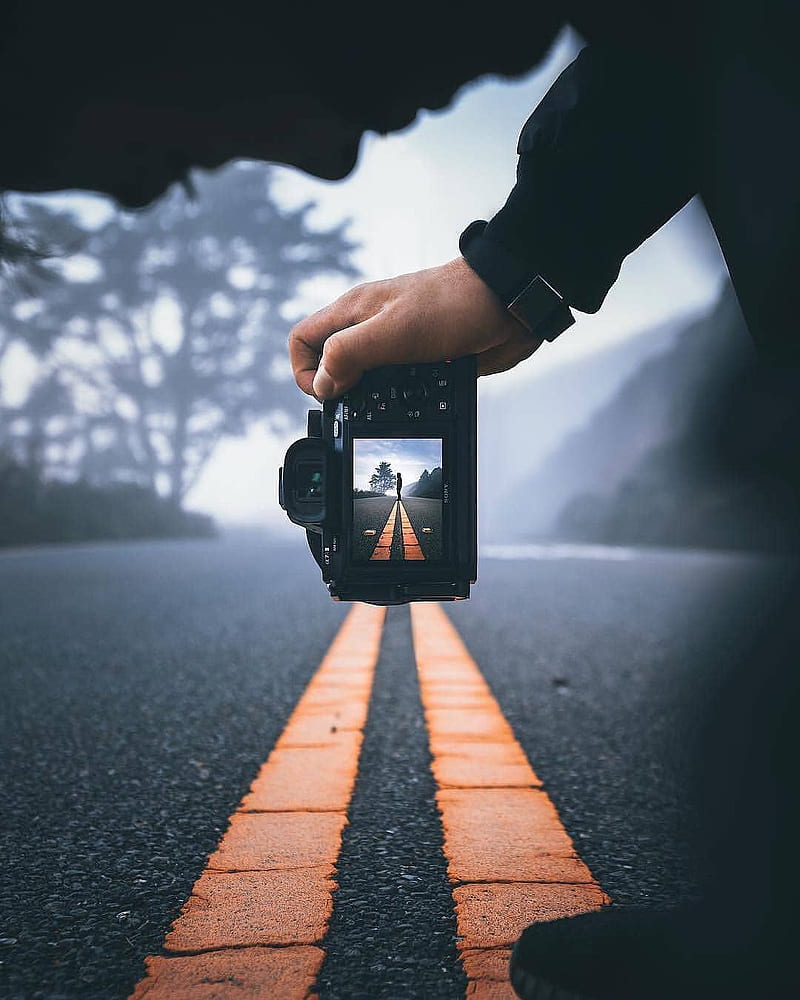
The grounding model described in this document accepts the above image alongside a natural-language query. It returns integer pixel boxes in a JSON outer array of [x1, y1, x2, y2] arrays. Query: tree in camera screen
[[352, 438, 443, 562]]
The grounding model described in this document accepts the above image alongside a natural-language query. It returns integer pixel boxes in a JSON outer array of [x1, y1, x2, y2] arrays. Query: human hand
[[289, 256, 544, 399]]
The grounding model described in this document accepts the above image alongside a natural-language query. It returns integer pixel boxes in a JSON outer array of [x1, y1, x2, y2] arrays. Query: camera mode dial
[[402, 381, 428, 403]]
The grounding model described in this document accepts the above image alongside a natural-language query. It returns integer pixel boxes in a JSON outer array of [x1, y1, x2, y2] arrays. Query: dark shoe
[[508, 905, 786, 1000]]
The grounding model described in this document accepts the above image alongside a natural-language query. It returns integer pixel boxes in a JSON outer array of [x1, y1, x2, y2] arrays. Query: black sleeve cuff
[[459, 220, 575, 342], [458, 219, 539, 304]]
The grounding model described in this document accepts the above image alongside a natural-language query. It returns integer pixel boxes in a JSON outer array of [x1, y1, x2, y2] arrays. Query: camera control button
[[406, 408, 422, 421], [333, 419, 341, 438], [307, 408, 323, 438], [347, 389, 367, 412], [436, 400, 450, 414], [402, 382, 428, 402]]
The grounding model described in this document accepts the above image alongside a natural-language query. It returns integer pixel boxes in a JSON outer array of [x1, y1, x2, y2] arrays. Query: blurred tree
[[2, 164, 359, 507], [0, 196, 84, 363], [369, 461, 396, 495], [0, 201, 88, 484]]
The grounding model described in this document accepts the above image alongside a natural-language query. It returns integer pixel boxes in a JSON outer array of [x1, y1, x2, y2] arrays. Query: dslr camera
[[279, 356, 477, 604]]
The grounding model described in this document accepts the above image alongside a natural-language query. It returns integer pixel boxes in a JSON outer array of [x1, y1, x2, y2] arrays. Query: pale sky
[[353, 439, 442, 493], [4, 25, 728, 530]]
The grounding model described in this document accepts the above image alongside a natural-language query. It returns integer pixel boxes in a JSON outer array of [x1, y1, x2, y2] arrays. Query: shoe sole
[[510, 948, 596, 1000]]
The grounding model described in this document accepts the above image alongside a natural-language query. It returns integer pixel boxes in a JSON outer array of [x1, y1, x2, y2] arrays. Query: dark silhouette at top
[[396, 472, 403, 500]]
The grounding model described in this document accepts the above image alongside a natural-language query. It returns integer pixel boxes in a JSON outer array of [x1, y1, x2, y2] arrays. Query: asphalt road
[[402, 498, 442, 560], [0, 531, 795, 999]]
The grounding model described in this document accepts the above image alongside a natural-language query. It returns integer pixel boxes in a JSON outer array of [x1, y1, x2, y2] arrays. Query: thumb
[[312, 312, 418, 399]]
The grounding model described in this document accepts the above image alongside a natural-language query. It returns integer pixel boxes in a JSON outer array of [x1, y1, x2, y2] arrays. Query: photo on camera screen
[[352, 438, 443, 562]]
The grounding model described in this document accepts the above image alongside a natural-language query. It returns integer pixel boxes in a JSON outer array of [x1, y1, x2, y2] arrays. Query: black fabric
[[461, 9, 800, 361], [480, 45, 698, 314], [458, 220, 538, 305]]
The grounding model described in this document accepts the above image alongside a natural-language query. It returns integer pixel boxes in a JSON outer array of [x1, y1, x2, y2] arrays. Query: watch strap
[[459, 220, 574, 342]]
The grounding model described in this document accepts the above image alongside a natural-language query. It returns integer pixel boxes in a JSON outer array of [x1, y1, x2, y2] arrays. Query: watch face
[[509, 275, 575, 342]]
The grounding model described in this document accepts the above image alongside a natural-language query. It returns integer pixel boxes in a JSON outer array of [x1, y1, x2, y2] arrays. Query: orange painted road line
[[410, 603, 609, 1000], [398, 502, 426, 560], [370, 502, 398, 561], [130, 603, 386, 1000]]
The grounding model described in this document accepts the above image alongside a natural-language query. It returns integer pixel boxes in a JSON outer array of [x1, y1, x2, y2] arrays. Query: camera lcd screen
[[352, 438, 443, 562]]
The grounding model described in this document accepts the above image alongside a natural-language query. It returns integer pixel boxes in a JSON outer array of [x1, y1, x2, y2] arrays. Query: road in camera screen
[[352, 438, 443, 562]]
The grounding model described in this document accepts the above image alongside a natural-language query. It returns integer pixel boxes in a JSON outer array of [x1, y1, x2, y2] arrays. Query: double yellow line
[[369, 501, 426, 561], [131, 604, 607, 1000]]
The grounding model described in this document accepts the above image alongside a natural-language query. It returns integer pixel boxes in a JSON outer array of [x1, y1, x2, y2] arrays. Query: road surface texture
[[352, 497, 396, 560], [401, 498, 442, 560], [0, 530, 794, 999]]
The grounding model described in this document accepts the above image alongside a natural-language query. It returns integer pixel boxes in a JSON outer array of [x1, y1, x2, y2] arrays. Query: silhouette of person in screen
[[396, 472, 403, 501]]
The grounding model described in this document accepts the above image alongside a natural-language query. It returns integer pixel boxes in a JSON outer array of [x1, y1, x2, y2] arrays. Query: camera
[[279, 356, 477, 604]]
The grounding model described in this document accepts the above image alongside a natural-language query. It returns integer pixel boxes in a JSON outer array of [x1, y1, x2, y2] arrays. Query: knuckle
[[288, 319, 309, 349], [338, 285, 373, 325], [349, 279, 376, 300], [321, 332, 348, 372]]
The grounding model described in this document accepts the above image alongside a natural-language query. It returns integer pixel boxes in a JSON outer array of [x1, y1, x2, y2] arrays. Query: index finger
[[288, 292, 369, 396]]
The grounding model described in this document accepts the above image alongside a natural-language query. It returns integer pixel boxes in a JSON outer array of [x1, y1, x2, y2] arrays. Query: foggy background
[[2, 26, 794, 554]]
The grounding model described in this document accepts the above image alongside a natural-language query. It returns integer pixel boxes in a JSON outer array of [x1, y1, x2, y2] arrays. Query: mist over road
[[0, 531, 791, 999]]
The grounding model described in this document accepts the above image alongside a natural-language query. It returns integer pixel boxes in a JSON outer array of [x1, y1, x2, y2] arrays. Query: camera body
[[279, 356, 477, 604]]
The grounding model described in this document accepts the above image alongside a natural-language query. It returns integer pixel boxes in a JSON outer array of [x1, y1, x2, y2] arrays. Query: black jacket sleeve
[[459, 43, 700, 319]]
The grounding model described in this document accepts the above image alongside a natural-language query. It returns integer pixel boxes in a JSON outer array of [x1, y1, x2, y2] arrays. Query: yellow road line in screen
[[129, 604, 386, 1000], [369, 502, 398, 561], [410, 602, 609, 999], [398, 502, 425, 560]]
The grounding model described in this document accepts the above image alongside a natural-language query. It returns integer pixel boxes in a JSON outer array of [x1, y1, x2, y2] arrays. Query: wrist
[[458, 220, 574, 342]]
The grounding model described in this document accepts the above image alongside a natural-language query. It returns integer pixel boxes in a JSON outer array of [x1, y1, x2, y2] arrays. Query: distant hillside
[[478, 312, 690, 541], [406, 467, 442, 499], [505, 285, 800, 553]]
